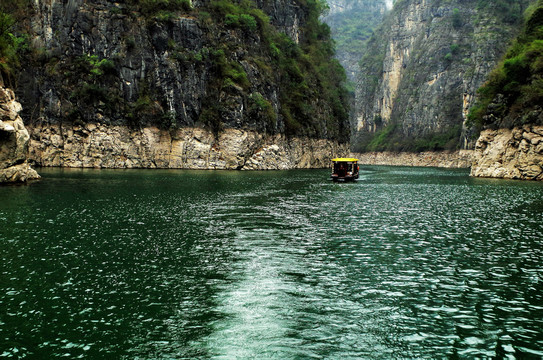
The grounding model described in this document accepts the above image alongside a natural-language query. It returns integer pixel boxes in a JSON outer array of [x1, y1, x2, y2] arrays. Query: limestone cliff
[[27, 123, 348, 169], [0, 85, 40, 183], [0, 0, 351, 170], [353, 149, 473, 168], [354, 0, 531, 152]]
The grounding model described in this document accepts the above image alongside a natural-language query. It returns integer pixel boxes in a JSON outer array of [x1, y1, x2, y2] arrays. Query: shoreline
[[351, 150, 474, 169], [27, 148, 475, 171]]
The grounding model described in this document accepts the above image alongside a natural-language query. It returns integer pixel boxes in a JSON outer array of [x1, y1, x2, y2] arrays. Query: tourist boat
[[331, 158, 359, 182]]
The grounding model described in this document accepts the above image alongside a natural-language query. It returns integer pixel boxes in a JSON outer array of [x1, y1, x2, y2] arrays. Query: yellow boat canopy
[[331, 158, 359, 162]]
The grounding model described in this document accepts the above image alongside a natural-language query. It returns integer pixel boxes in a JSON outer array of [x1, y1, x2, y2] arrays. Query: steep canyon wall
[[323, 0, 389, 81], [355, 0, 531, 152], [12, 0, 349, 169], [468, 1, 543, 180]]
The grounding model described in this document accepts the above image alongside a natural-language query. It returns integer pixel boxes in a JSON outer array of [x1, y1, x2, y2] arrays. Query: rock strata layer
[[352, 150, 473, 168], [0, 86, 40, 183], [471, 126, 543, 180], [27, 123, 348, 170]]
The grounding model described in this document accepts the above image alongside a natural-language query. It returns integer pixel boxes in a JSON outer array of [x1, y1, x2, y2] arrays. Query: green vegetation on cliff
[[0, 12, 24, 84], [354, 122, 462, 152], [468, 0, 543, 130], [0, 1, 32, 84]]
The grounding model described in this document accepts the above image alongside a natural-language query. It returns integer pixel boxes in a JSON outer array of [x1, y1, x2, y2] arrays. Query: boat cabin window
[[333, 162, 354, 176]]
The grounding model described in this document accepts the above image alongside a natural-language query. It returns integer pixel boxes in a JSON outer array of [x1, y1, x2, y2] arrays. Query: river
[[1, 166, 542, 359]]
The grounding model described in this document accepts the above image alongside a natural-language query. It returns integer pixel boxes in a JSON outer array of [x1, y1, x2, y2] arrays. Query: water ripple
[[0, 167, 542, 358]]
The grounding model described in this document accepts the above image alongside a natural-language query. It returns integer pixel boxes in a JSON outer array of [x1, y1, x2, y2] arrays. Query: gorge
[[1, 0, 543, 182], [1, 2, 543, 357], [354, 0, 531, 152]]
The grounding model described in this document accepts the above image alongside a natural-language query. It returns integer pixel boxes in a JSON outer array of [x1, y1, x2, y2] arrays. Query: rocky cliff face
[[354, 0, 531, 152], [468, 1, 543, 180], [471, 126, 543, 180], [0, 85, 40, 183], [9, 0, 349, 170], [18, 0, 348, 137]]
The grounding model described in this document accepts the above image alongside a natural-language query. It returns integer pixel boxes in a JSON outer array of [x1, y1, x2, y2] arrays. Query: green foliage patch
[[476, 0, 524, 24], [210, 0, 264, 33], [354, 123, 461, 153], [0, 12, 18, 79], [249, 92, 276, 130], [208, 49, 250, 89], [452, 8, 462, 28], [200, 0, 349, 139], [224, 13, 257, 32], [0, 11, 28, 84], [468, 0, 543, 130]]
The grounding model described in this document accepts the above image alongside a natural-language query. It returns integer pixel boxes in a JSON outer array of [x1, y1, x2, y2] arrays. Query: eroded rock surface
[[471, 126, 543, 180], [0, 86, 40, 183], [28, 123, 348, 170], [355, 0, 530, 149]]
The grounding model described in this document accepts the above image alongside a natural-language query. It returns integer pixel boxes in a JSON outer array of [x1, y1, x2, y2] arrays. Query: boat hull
[[331, 175, 358, 182]]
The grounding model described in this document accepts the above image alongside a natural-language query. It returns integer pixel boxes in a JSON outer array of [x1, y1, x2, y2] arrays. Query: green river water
[[0, 166, 542, 359]]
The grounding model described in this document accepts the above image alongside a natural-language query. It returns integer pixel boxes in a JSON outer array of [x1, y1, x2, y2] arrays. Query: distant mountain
[[323, 0, 390, 82]]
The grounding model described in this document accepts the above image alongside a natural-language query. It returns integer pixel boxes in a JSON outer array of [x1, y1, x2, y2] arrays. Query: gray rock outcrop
[[0, 86, 40, 183]]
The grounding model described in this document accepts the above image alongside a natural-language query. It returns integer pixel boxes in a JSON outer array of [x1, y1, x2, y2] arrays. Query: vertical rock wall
[[14, 0, 349, 167], [19, 0, 337, 134], [323, 0, 389, 81]]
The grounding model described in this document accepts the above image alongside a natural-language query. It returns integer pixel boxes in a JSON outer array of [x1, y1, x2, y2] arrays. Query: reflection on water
[[1, 167, 542, 358]]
